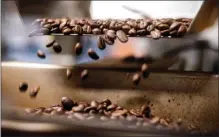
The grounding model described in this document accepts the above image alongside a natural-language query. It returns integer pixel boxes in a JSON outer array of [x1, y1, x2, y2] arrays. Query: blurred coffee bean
[[150, 116, 160, 125], [128, 28, 137, 36], [132, 73, 141, 85], [122, 25, 131, 33], [74, 25, 83, 34], [177, 25, 187, 36], [37, 50, 46, 59], [92, 28, 101, 34], [72, 104, 85, 112], [103, 35, 114, 45], [97, 36, 106, 50], [170, 30, 177, 36], [106, 30, 116, 40], [43, 24, 52, 30], [34, 109, 43, 116], [141, 63, 150, 78], [147, 24, 155, 32], [100, 99, 112, 106], [44, 108, 53, 113], [19, 82, 28, 92], [116, 30, 128, 43], [46, 40, 55, 48], [129, 109, 142, 117], [160, 119, 169, 127], [161, 29, 170, 36], [90, 100, 99, 108], [62, 28, 72, 35], [157, 24, 169, 30], [137, 29, 147, 36], [66, 69, 72, 80], [84, 106, 96, 112], [88, 48, 99, 60], [169, 22, 181, 31], [53, 42, 62, 53], [107, 104, 117, 111], [89, 110, 97, 114], [61, 97, 74, 110], [81, 69, 88, 80], [111, 109, 128, 117], [74, 42, 83, 56], [141, 104, 151, 118], [25, 108, 35, 114], [29, 86, 40, 98], [103, 28, 108, 34], [116, 106, 123, 110], [150, 29, 161, 39]]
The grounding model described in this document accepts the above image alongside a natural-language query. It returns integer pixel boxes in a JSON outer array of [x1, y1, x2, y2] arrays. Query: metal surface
[[2, 62, 218, 134]]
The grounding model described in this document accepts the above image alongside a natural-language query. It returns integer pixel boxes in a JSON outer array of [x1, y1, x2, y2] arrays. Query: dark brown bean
[[61, 97, 74, 110], [116, 106, 123, 110], [19, 82, 28, 92], [51, 27, 59, 33], [111, 109, 128, 117], [81, 69, 88, 80], [106, 30, 116, 40], [169, 30, 177, 36], [88, 48, 99, 60], [169, 22, 181, 31], [72, 104, 85, 112], [92, 28, 101, 34], [141, 104, 151, 118], [97, 36, 106, 50], [116, 30, 128, 43], [29, 86, 40, 98], [103, 28, 108, 34], [66, 69, 72, 80], [107, 104, 117, 111], [141, 63, 150, 78], [150, 29, 161, 39], [74, 25, 83, 34], [53, 42, 62, 53], [100, 99, 112, 106], [177, 25, 187, 36], [160, 29, 170, 36], [86, 25, 92, 34], [98, 109, 104, 114], [34, 109, 43, 116], [43, 24, 52, 29], [147, 24, 155, 32], [46, 40, 55, 48], [138, 21, 148, 29], [157, 23, 169, 30], [132, 73, 141, 85], [103, 35, 114, 45], [160, 119, 169, 127], [62, 28, 72, 35], [37, 50, 46, 59], [128, 28, 137, 36], [137, 29, 147, 36], [59, 21, 67, 30], [84, 106, 96, 112], [69, 19, 77, 27], [129, 109, 142, 117], [74, 42, 83, 55], [90, 100, 99, 108], [122, 24, 131, 33]]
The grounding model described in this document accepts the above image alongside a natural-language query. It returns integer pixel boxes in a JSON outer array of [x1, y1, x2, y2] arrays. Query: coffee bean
[[40, 21, 47, 27], [72, 104, 85, 112], [160, 119, 169, 127], [103, 28, 108, 34], [61, 97, 74, 110], [138, 21, 148, 29], [84, 106, 96, 112], [177, 25, 187, 36], [107, 104, 117, 111], [66, 69, 72, 80], [81, 69, 88, 80], [69, 19, 77, 27], [92, 28, 101, 35], [86, 25, 92, 34], [53, 42, 62, 53], [132, 73, 141, 85], [140, 104, 151, 118], [74, 25, 83, 34], [137, 29, 147, 36], [25, 108, 35, 114], [100, 99, 112, 106], [62, 28, 72, 35], [116, 106, 123, 110], [128, 28, 137, 36], [74, 42, 83, 56], [46, 40, 55, 48], [103, 35, 114, 45], [88, 48, 99, 60], [129, 109, 142, 117], [147, 24, 155, 32], [29, 86, 40, 98], [44, 108, 53, 113], [59, 21, 67, 30], [116, 30, 128, 43], [111, 109, 128, 117], [122, 25, 131, 33], [98, 109, 104, 114], [169, 30, 177, 36], [37, 50, 46, 59], [51, 27, 59, 33], [90, 100, 99, 108], [43, 24, 52, 29], [150, 116, 160, 125], [106, 30, 116, 40], [141, 63, 150, 78], [34, 109, 43, 116], [97, 36, 106, 50], [19, 82, 28, 92], [169, 22, 181, 31], [157, 23, 169, 30], [160, 29, 170, 36], [150, 29, 161, 39], [89, 109, 97, 114]]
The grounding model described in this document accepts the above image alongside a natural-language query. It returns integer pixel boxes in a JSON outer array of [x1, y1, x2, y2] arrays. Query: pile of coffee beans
[[30, 18, 192, 40], [24, 97, 199, 133]]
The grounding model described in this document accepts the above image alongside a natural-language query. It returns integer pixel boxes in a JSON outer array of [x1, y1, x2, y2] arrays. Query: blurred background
[[1, 0, 218, 73]]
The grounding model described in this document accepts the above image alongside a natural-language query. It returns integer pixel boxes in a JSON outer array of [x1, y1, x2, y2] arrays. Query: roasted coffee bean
[[46, 40, 55, 48], [122, 25, 131, 33], [61, 97, 74, 110], [69, 19, 77, 27], [62, 28, 72, 35], [92, 28, 101, 34], [51, 27, 59, 33], [40, 21, 47, 27], [29, 86, 40, 98], [82, 25, 88, 33], [103, 28, 108, 34], [127, 20, 137, 28], [84, 106, 96, 112], [74, 25, 83, 34], [90, 100, 99, 108], [141, 63, 150, 78], [169, 22, 181, 31], [116, 30, 128, 43], [88, 48, 99, 60], [137, 29, 147, 36], [59, 21, 67, 30], [81, 69, 88, 80], [106, 30, 116, 40], [177, 25, 187, 36], [169, 30, 177, 36], [74, 42, 83, 56], [25, 108, 35, 114], [160, 119, 169, 127], [138, 21, 148, 29], [129, 109, 142, 117], [160, 29, 170, 36], [79, 102, 89, 107], [86, 25, 92, 34], [116, 106, 123, 110], [44, 108, 53, 113], [89, 20, 101, 28], [128, 28, 137, 36], [132, 73, 141, 85], [43, 24, 52, 29], [141, 104, 151, 118], [107, 104, 117, 111], [150, 116, 160, 125], [100, 99, 112, 106], [109, 20, 117, 29], [97, 36, 106, 50], [103, 35, 114, 45], [53, 42, 62, 53], [97, 104, 104, 110], [157, 23, 169, 30], [150, 29, 161, 39], [147, 24, 155, 32], [72, 104, 85, 112], [111, 109, 128, 117], [89, 109, 97, 114], [66, 69, 72, 79], [19, 82, 28, 92]]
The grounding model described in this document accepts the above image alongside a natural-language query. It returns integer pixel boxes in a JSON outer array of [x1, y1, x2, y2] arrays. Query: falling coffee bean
[[61, 97, 74, 110], [141, 63, 150, 78], [106, 30, 116, 40], [97, 36, 106, 50], [116, 30, 128, 43], [66, 69, 72, 80], [140, 104, 151, 118], [103, 35, 114, 45], [74, 42, 83, 55], [19, 82, 28, 92], [53, 42, 62, 53], [88, 48, 99, 60], [37, 50, 46, 59], [132, 73, 141, 85], [81, 69, 88, 80], [29, 86, 40, 98], [46, 40, 55, 48]]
